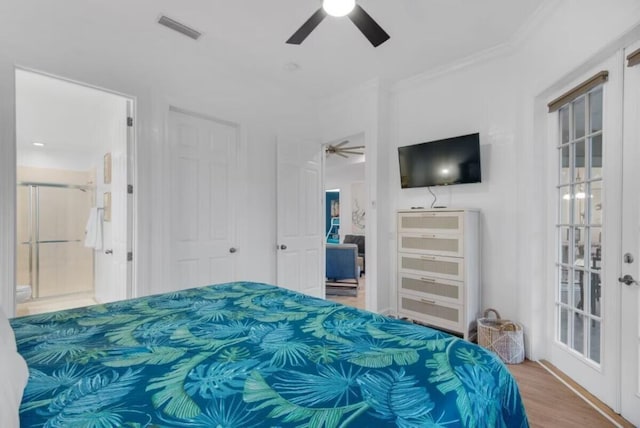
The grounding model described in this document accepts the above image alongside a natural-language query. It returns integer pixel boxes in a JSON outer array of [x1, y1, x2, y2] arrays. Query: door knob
[[229, 247, 237, 253], [280, 244, 287, 250], [104, 249, 113, 255], [618, 274, 639, 286]]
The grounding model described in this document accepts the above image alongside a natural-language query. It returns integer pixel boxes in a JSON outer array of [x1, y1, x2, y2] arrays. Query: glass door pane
[[556, 88, 604, 364], [38, 241, 93, 297], [36, 186, 94, 298]]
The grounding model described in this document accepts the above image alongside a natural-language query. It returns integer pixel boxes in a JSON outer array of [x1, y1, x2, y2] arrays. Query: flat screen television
[[398, 133, 481, 188]]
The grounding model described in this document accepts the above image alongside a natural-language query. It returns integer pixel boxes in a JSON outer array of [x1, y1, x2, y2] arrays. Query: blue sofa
[[326, 243, 360, 294]]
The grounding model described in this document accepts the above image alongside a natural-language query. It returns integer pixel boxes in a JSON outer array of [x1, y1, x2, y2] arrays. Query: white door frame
[[12, 66, 138, 309]]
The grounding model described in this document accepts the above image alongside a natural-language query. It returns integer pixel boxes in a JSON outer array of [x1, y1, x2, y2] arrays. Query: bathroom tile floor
[[16, 292, 97, 317]]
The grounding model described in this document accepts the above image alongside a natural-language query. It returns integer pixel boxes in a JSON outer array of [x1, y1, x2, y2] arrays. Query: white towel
[[84, 207, 103, 250]]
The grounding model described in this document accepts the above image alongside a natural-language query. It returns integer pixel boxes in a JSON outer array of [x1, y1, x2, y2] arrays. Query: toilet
[[16, 284, 32, 303]]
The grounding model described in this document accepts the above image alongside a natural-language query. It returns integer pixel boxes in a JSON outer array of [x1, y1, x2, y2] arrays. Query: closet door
[[168, 108, 238, 290]]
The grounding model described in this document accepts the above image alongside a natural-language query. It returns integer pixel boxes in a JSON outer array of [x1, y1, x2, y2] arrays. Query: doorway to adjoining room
[[323, 136, 366, 309]]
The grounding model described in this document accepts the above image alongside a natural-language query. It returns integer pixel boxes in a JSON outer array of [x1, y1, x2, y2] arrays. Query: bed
[[9, 281, 529, 427]]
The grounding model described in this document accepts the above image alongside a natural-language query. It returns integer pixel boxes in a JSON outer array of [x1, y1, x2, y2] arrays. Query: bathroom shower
[[16, 182, 95, 300]]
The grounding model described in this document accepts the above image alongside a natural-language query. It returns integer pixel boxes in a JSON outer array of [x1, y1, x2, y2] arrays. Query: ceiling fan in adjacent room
[[286, 0, 390, 47], [325, 140, 365, 158]]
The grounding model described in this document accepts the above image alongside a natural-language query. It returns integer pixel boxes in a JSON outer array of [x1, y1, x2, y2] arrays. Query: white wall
[[391, 54, 519, 327], [0, 3, 317, 314], [388, 0, 640, 358], [17, 149, 97, 171]]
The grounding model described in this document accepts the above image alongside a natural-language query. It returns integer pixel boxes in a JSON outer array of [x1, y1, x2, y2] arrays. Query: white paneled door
[[109, 98, 133, 302], [168, 108, 238, 290], [276, 139, 324, 298], [620, 40, 640, 426]]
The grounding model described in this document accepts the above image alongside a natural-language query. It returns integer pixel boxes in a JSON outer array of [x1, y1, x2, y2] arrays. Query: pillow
[[0, 306, 17, 351], [0, 349, 28, 428]]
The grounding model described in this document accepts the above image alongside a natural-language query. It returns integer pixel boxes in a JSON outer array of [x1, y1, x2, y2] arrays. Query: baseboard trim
[[537, 360, 633, 428]]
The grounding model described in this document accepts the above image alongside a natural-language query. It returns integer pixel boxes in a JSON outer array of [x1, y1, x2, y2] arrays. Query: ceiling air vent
[[158, 15, 202, 40]]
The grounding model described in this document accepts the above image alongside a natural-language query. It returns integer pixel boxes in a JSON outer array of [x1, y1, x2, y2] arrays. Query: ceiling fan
[[286, 0, 390, 48], [325, 140, 365, 158]]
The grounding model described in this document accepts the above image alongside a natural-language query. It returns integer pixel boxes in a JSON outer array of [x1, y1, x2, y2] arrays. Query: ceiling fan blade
[[335, 152, 349, 158], [339, 151, 365, 156], [286, 8, 327, 45], [348, 4, 390, 47], [335, 140, 349, 148]]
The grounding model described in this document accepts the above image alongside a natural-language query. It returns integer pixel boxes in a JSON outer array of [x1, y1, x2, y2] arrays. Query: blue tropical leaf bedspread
[[11, 282, 529, 427]]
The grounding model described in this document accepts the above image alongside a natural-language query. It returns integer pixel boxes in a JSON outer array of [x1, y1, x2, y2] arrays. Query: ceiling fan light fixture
[[322, 0, 355, 17]]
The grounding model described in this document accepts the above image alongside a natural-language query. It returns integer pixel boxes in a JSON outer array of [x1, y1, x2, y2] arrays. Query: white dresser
[[396, 209, 480, 340]]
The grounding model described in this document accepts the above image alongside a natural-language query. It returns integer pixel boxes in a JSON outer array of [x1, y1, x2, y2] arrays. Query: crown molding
[[391, 0, 561, 94], [390, 42, 513, 93], [509, 0, 562, 48]]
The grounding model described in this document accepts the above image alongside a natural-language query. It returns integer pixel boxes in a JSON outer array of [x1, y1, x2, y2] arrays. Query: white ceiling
[[162, 0, 545, 97], [16, 70, 127, 169], [7, 0, 545, 100], [16, 70, 126, 153], [10, 1, 546, 166]]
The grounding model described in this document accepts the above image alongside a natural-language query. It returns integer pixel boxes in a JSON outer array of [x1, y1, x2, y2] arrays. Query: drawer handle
[[420, 299, 436, 304], [420, 277, 437, 283], [420, 256, 437, 261]]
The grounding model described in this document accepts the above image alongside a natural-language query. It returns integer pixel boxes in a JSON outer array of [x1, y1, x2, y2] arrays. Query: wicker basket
[[477, 309, 524, 364]]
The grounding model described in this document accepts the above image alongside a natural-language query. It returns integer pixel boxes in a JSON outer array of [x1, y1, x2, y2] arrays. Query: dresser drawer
[[398, 294, 464, 333], [398, 211, 463, 234], [398, 233, 463, 257], [399, 272, 463, 304], [399, 253, 464, 281]]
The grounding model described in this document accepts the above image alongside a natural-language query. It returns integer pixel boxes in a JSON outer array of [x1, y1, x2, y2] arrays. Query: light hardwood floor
[[509, 360, 634, 427], [326, 275, 366, 309]]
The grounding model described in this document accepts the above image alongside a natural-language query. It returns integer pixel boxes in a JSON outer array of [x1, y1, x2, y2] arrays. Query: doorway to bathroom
[[15, 68, 133, 316]]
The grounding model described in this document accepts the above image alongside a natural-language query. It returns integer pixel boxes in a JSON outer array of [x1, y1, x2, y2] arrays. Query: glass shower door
[[37, 186, 93, 297], [17, 184, 94, 299]]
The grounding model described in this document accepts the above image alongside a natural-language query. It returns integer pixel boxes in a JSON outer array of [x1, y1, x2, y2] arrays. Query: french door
[[549, 45, 640, 425], [549, 53, 623, 410]]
